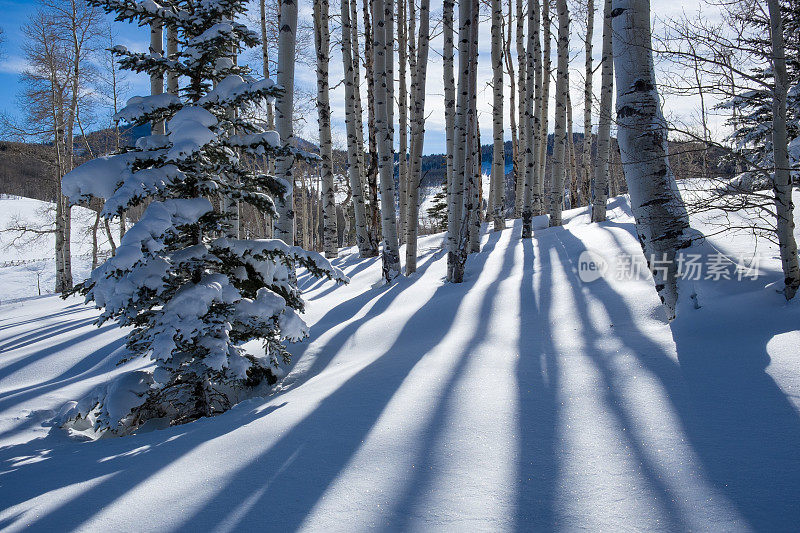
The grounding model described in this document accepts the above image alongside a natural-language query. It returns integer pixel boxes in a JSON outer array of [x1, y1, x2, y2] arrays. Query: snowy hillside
[[0, 196, 119, 302], [1, 194, 799, 531]]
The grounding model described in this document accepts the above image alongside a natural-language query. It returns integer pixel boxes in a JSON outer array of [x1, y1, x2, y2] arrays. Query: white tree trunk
[[467, 1, 481, 253], [405, 0, 430, 273], [167, 27, 178, 95], [398, 0, 409, 245], [536, 0, 551, 216], [260, 0, 276, 176], [612, 0, 691, 317], [314, 0, 338, 258], [386, 0, 395, 149], [549, 0, 569, 226], [222, 35, 240, 238], [55, 194, 66, 293], [275, 0, 298, 245], [443, 0, 456, 233], [490, 0, 505, 232], [342, 0, 377, 257], [514, 0, 526, 217], [582, 0, 594, 209], [566, 93, 578, 208], [63, 201, 72, 289], [592, 0, 613, 222], [150, 22, 165, 135], [372, 0, 402, 280], [352, 0, 379, 255], [521, 0, 541, 237], [503, 0, 519, 220], [446, 0, 475, 282], [767, 0, 800, 299]]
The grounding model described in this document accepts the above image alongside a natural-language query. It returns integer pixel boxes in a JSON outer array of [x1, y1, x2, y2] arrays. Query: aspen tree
[[314, 0, 338, 258], [491, 0, 505, 231], [766, 0, 800, 299], [150, 21, 164, 135], [522, 0, 541, 238], [275, 0, 299, 244], [363, 0, 381, 239], [548, 0, 569, 226], [259, 0, 276, 175], [591, 0, 613, 222], [443, 0, 456, 225], [342, 0, 378, 257], [405, 0, 431, 272], [398, 0, 409, 244], [372, 0, 402, 280], [467, 0, 481, 253], [502, 0, 519, 215], [566, 94, 579, 207], [514, 0, 526, 216], [612, 0, 691, 317], [536, 0, 551, 216], [582, 0, 594, 209], [447, 0, 475, 282]]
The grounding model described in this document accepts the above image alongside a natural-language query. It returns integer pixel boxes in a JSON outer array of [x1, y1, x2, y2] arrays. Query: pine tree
[[61, 0, 346, 435], [721, 1, 799, 179], [427, 176, 449, 231]]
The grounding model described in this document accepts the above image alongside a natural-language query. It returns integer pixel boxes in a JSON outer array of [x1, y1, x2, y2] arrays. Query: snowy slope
[[1, 195, 799, 531], [0, 196, 119, 302]]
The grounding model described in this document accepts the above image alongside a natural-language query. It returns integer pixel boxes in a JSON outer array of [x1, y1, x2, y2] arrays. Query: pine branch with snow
[[59, 0, 345, 436]]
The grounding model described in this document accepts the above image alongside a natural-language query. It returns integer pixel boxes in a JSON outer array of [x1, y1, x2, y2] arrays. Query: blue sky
[[0, 0, 721, 156], [0, 0, 152, 132]]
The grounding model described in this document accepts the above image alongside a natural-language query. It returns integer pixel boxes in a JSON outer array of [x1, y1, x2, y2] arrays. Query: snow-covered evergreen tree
[[720, 0, 799, 182], [60, 0, 346, 435]]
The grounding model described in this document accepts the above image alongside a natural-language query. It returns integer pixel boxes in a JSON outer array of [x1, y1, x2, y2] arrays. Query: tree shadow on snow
[[377, 228, 518, 530], [0, 231, 501, 531], [512, 233, 561, 530], [553, 226, 800, 531], [177, 230, 507, 531]]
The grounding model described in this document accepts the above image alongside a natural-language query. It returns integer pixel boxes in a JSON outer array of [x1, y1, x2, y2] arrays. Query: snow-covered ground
[[0, 196, 119, 302], [1, 193, 799, 531]]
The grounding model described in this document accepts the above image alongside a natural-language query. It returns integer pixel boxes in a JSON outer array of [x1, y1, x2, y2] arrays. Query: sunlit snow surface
[[1, 193, 799, 531], [0, 196, 119, 302]]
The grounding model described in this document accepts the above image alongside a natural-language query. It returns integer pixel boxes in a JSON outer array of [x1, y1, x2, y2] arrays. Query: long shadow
[[0, 304, 88, 332], [381, 229, 518, 529], [0, 324, 119, 406], [554, 227, 800, 531], [182, 289, 463, 529], [0, 233, 499, 531], [0, 392, 294, 531], [285, 242, 448, 386], [546, 228, 689, 530], [513, 234, 562, 529], [306, 257, 377, 301], [0, 334, 124, 416], [181, 231, 507, 531], [0, 316, 98, 354]]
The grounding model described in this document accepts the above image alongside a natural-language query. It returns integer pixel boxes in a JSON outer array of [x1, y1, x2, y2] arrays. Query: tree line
[[3, 0, 799, 327]]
